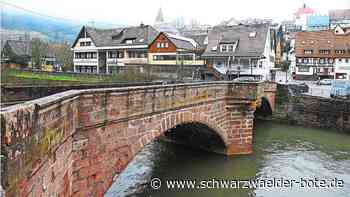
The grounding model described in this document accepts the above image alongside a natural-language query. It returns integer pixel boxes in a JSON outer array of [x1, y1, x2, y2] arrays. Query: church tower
[[155, 7, 164, 24]]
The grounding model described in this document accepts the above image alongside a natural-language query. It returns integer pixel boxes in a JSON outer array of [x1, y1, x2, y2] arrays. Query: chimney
[[140, 22, 145, 28]]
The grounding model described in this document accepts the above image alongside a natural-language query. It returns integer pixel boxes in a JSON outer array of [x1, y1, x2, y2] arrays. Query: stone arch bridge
[[1, 81, 276, 197]]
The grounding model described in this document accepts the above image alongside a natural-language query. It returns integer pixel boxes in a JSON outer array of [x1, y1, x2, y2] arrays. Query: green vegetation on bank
[[1, 68, 154, 86]]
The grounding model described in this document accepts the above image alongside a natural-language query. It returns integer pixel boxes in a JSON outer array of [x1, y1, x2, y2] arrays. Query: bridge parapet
[[0, 81, 275, 197]]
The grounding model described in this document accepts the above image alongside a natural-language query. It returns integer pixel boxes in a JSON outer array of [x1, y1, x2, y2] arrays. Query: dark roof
[[74, 25, 159, 48], [186, 34, 208, 48], [3, 40, 56, 58], [202, 24, 270, 58], [165, 34, 196, 50], [5, 40, 32, 56]]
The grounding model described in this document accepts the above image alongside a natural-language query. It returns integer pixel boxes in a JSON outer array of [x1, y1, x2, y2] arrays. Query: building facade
[[306, 15, 330, 31], [71, 24, 158, 74], [148, 32, 205, 65], [329, 9, 350, 29], [334, 62, 350, 80], [201, 23, 275, 80], [294, 26, 350, 80], [294, 3, 315, 30]]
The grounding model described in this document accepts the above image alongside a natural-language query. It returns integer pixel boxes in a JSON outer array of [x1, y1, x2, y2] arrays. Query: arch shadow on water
[[162, 122, 227, 155], [255, 97, 272, 117]]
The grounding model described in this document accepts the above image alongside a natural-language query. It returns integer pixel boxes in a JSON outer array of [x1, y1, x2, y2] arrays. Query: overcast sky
[[3, 0, 350, 26]]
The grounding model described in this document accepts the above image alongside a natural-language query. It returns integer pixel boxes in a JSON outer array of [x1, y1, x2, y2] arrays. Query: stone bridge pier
[[1, 81, 276, 197]]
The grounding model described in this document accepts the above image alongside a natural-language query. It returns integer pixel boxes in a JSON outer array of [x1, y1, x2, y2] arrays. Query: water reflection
[[105, 121, 350, 197]]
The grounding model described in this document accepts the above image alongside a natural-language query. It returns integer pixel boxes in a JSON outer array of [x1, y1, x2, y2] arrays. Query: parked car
[[330, 80, 350, 99], [317, 79, 333, 85]]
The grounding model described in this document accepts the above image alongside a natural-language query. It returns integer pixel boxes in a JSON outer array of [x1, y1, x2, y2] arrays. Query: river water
[[105, 121, 350, 197]]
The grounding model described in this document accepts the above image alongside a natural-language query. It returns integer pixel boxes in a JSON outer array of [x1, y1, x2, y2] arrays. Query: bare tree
[[51, 42, 73, 71], [31, 38, 46, 69]]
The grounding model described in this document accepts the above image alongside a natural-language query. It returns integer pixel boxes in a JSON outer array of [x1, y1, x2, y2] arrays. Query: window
[[117, 51, 124, 58], [319, 58, 325, 64], [156, 43, 161, 48], [136, 51, 147, 58], [346, 59, 349, 63], [160, 43, 165, 48], [164, 42, 168, 48], [221, 45, 227, 52], [304, 50, 313, 54], [252, 59, 258, 68], [319, 50, 330, 54], [335, 50, 345, 54], [80, 42, 85, 46], [298, 66, 310, 72], [125, 39, 134, 44], [228, 45, 234, 52], [92, 52, 97, 59], [85, 41, 91, 46], [108, 51, 117, 58], [128, 51, 136, 58], [338, 59, 342, 62], [153, 55, 177, 60]]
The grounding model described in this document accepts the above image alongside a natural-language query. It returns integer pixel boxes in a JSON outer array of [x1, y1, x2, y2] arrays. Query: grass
[[1, 68, 153, 86]]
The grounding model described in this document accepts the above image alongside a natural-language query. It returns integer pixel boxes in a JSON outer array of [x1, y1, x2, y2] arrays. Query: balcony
[[73, 58, 98, 66], [296, 62, 334, 67], [118, 58, 148, 65]]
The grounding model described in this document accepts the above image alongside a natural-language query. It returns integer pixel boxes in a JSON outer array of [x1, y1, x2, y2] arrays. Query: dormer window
[[319, 49, 330, 55], [335, 50, 345, 54], [228, 45, 234, 52], [221, 45, 227, 52], [85, 41, 91, 46], [123, 38, 136, 44], [249, 32, 256, 38], [156, 42, 169, 48], [304, 50, 313, 54], [125, 39, 134, 44], [80, 42, 86, 46]]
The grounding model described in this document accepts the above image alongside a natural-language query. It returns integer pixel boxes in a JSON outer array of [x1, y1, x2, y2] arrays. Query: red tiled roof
[[294, 6, 315, 18], [295, 30, 350, 58]]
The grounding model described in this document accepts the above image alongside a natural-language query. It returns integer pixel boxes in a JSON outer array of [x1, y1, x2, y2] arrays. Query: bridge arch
[[164, 121, 227, 154], [255, 96, 273, 117], [0, 81, 276, 197]]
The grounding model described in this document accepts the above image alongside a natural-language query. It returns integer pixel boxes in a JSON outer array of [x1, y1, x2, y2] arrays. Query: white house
[[71, 24, 158, 74], [201, 23, 275, 80]]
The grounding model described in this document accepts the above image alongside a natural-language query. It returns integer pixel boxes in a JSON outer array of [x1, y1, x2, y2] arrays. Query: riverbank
[[267, 84, 350, 133]]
